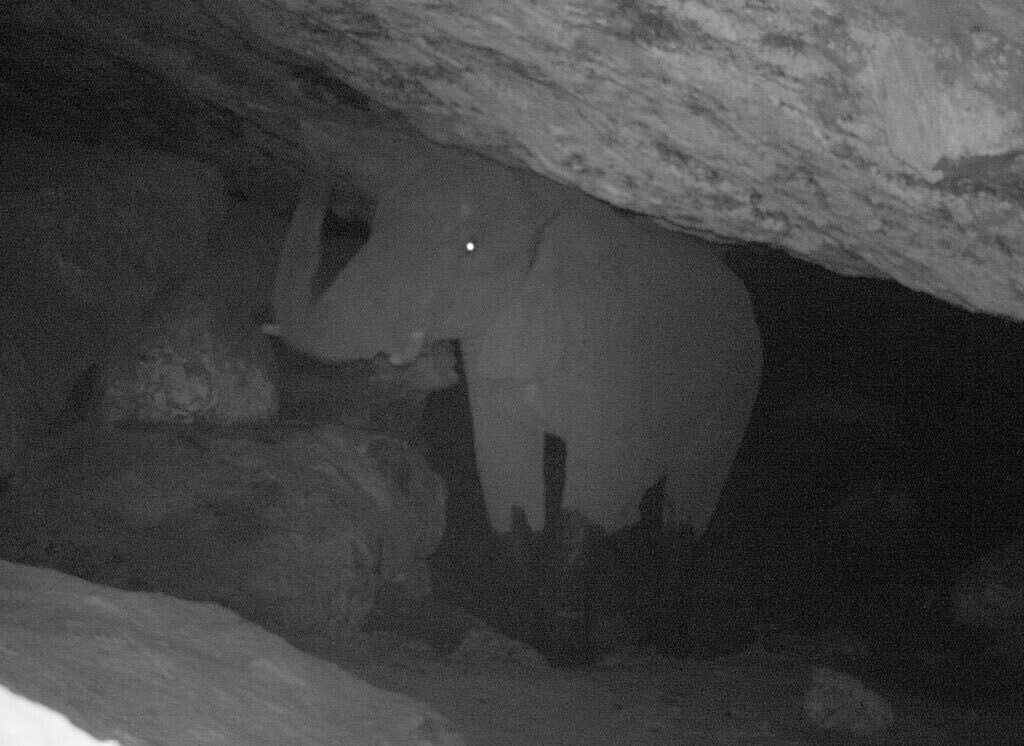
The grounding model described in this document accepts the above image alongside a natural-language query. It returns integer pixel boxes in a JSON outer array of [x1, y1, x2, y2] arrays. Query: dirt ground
[[7, 553, 1021, 746], [286, 597, 1024, 746]]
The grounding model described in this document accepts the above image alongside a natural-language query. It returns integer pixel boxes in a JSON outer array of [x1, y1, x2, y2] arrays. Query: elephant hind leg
[[651, 327, 759, 538], [662, 384, 757, 540]]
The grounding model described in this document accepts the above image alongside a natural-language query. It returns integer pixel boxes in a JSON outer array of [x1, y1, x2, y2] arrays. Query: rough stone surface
[[3, 2, 1024, 319], [0, 135, 229, 443], [96, 292, 280, 425], [0, 135, 227, 332], [0, 423, 447, 641], [0, 559, 464, 745]]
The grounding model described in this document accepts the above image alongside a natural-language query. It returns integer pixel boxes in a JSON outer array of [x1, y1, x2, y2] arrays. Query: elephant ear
[[470, 207, 568, 381]]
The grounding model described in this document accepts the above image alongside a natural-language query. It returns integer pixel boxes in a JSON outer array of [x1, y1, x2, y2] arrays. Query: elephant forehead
[[402, 161, 530, 217], [388, 183, 481, 226], [383, 191, 533, 257]]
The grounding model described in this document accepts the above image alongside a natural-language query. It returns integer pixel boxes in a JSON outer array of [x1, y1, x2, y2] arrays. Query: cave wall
[[2, 0, 1024, 320]]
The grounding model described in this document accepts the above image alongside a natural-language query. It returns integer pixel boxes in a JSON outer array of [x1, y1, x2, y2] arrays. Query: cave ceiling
[[3, 0, 1024, 320]]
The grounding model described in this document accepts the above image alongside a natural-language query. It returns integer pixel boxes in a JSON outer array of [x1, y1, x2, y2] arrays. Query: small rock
[[803, 667, 894, 739], [450, 627, 549, 668], [96, 295, 278, 425]]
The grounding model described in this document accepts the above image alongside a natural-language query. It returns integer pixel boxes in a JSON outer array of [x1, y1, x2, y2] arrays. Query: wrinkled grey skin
[[273, 151, 762, 538]]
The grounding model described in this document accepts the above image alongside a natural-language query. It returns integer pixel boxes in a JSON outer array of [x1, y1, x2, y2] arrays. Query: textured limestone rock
[[3, 2, 1023, 319], [96, 292, 279, 425], [0, 560, 463, 745]]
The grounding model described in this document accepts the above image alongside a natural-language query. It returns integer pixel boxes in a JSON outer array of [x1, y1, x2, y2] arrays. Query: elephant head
[[273, 153, 564, 367]]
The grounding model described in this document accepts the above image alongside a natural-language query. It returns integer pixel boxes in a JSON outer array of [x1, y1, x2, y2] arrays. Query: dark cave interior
[[2, 5, 1024, 742], [2, 100, 1024, 717]]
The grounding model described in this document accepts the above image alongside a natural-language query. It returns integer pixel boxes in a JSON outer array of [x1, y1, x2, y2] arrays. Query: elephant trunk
[[270, 180, 430, 363], [272, 179, 331, 337]]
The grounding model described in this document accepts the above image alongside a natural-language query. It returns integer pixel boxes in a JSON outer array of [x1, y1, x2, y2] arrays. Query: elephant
[[271, 149, 762, 546]]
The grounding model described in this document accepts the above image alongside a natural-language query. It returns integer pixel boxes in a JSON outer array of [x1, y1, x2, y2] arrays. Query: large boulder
[[95, 291, 279, 426], [0, 136, 229, 470], [0, 136, 227, 328], [0, 423, 447, 643], [0, 559, 463, 745]]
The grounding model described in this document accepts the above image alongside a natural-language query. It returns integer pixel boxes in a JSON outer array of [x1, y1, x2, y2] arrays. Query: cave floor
[[292, 598, 1022, 746]]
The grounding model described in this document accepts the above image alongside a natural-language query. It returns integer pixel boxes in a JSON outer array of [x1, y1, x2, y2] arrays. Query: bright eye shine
[[465, 241, 476, 252]]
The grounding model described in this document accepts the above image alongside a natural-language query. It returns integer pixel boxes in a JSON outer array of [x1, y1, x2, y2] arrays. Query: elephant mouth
[[387, 330, 426, 366]]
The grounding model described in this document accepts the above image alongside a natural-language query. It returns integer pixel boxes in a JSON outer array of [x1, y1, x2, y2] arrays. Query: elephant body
[[273, 151, 762, 539]]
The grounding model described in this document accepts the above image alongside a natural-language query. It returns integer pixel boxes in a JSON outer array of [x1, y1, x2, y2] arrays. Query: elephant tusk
[[388, 330, 426, 366], [260, 323, 282, 337]]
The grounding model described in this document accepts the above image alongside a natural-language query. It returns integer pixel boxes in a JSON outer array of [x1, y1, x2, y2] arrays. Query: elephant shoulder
[[467, 272, 566, 380]]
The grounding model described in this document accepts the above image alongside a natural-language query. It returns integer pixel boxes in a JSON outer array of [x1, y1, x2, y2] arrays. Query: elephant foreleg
[[466, 376, 546, 534]]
